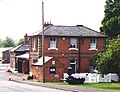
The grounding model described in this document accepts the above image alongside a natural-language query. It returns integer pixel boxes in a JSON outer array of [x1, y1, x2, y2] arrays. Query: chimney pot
[[44, 21, 53, 28]]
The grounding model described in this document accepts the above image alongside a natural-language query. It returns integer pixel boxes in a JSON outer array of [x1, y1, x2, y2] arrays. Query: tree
[[92, 35, 120, 81], [16, 38, 24, 46], [0, 39, 3, 47], [100, 0, 120, 39], [2, 37, 15, 47]]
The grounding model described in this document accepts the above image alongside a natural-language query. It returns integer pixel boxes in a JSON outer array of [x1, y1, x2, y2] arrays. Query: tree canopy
[[92, 35, 120, 81], [2, 37, 15, 47], [100, 0, 120, 39], [0, 39, 3, 47], [16, 38, 24, 46], [0, 37, 24, 47]]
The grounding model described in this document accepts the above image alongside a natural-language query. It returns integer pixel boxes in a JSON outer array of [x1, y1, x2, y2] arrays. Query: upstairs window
[[49, 37, 57, 49], [89, 38, 97, 50], [70, 38, 77, 48]]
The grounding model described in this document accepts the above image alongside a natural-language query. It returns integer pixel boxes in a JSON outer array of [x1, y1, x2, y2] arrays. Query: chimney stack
[[24, 33, 29, 45], [44, 21, 53, 28]]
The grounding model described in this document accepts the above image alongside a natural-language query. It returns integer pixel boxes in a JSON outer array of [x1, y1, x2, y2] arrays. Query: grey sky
[[0, 0, 106, 40]]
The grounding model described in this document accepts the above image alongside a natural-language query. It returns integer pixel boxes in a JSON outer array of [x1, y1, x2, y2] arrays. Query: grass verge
[[48, 82, 120, 91]]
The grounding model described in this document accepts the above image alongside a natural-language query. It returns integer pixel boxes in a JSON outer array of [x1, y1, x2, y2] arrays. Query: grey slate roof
[[30, 25, 107, 38], [10, 44, 23, 52], [15, 44, 29, 52], [10, 44, 29, 52]]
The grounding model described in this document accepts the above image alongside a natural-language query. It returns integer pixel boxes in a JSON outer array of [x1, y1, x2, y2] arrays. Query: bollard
[[22, 74, 25, 81], [8, 75, 12, 81]]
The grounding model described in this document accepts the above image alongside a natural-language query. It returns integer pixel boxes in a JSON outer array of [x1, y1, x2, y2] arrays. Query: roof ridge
[[52, 25, 83, 27]]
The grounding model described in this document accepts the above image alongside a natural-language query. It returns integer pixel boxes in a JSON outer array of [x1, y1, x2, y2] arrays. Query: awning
[[32, 56, 53, 66], [16, 53, 29, 59]]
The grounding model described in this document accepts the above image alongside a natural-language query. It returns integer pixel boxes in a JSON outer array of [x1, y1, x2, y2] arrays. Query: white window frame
[[69, 38, 78, 50], [48, 37, 58, 50], [89, 38, 98, 50], [32, 38, 36, 51]]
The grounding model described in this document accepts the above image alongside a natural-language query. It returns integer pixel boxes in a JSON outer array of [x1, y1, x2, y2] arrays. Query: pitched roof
[[15, 53, 29, 59], [10, 44, 29, 52], [32, 56, 53, 66], [15, 44, 29, 52], [10, 44, 23, 52], [29, 30, 42, 36], [0, 47, 13, 52], [29, 25, 107, 38]]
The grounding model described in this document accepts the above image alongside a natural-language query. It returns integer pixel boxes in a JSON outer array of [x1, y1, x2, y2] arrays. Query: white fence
[[64, 73, 119, 83]]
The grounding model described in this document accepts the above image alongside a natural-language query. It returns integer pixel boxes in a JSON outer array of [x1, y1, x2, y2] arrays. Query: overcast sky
[[0, 0, 106, 40]]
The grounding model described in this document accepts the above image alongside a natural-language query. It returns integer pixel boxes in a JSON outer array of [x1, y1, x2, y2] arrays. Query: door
[[70, 60, 76, 73], [18, 59, 22, 73], [26, 60, 29, 74]]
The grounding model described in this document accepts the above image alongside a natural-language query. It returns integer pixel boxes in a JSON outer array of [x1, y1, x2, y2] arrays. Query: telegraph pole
[[42, 1, 45, 83]]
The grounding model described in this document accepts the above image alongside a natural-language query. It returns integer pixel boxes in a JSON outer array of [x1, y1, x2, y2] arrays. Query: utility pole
[[42, 1, 45, 83]]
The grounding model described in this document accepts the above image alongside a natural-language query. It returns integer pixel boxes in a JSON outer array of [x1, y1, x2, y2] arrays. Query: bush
[[27, 75, 33, 80]]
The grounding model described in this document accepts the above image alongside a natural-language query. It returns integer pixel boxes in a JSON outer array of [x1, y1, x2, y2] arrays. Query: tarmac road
[[0, 64, 69, 92], [0, 64, 113, 92]]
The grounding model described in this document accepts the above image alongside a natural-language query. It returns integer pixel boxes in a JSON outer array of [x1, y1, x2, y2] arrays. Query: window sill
[[48, 48, 58, 50], [69, 48, 78, 50], [89, 48, 98, 51]]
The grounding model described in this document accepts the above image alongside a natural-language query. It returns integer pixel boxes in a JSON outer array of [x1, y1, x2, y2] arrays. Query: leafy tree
[[92, 35, 120, 81], [0, 39, 3, 47], [100, 0, 120, 39], [2, 37, 15, 47], [16, 38, 24, 46]]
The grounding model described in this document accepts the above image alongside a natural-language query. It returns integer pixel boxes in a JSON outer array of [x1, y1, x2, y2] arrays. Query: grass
[[80, 83, 120, 91], [48, 82, 120, 91]]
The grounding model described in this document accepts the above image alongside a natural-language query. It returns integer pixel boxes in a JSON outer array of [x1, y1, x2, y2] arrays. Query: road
[[0, 64, 69, 92]]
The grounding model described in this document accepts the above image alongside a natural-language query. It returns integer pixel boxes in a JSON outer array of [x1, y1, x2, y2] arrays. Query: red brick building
[[29, 24, 107, 82], [0, 47, 12, 64], [10, 34, 29, 74]]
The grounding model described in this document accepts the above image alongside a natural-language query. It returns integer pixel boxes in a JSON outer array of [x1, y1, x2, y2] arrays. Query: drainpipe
[[77, 37, 81, 73]]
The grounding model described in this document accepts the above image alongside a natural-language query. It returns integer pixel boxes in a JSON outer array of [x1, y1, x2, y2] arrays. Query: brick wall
[[3, 50, 10, 63], [44, 37, 105, 72], [31, 59, 64, 82], [29, 36, 105, 81], [10, 52, 16, 68], [31, 65, 43, 80]]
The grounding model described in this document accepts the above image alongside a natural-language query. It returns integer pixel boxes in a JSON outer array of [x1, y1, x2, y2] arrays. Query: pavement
[[7, 71, 113, 92]]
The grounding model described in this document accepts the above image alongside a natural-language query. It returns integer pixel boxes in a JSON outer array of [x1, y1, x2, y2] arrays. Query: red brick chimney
[[24, 33, 29, 45], [44, 21, 53, 28]]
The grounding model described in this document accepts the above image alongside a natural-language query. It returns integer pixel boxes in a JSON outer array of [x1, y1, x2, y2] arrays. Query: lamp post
[[42, 1, 45, 83]]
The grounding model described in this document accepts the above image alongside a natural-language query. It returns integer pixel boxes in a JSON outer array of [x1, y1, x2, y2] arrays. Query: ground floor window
[[49, 66, 56, 74]]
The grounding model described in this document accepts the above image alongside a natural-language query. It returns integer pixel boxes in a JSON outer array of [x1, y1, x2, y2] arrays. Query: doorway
[[70, 59, 76, 73]]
